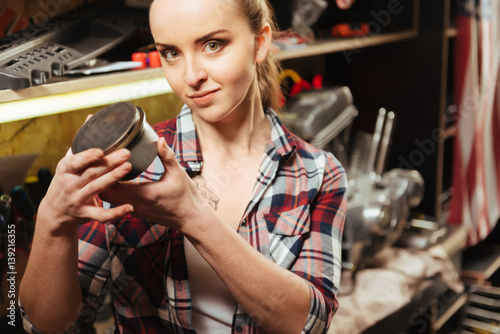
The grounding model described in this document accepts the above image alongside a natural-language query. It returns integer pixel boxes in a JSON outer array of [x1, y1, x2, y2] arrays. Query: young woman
[[19, 0, 347, 333]]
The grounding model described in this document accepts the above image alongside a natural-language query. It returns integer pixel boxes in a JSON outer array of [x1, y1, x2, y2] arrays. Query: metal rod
[[376, 111, 395, 177], [367, 108, 386, 176]]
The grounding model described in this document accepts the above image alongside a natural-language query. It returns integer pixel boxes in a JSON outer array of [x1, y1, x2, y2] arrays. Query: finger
[[83, 203, 134, 223], [58, 148, 105, 174], [157, 137, 181, 176], [79, 149, 131, 183], [99, 180, 143, 208], [65, 147, 74, 157], [55, 149, 131, 209], [79, 160, 133, 199]]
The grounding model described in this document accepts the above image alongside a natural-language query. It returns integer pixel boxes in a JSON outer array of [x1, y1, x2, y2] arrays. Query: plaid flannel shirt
[[21, 105, 346, 334]]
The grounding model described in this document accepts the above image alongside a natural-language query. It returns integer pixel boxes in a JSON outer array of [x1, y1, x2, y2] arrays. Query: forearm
[[20, 216, 82, 333], [183, 208, 311, 334], [19, 147, 133, 332]]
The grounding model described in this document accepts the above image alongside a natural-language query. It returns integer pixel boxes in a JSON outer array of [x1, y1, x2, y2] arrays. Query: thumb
[[157, 136, 180, 173]]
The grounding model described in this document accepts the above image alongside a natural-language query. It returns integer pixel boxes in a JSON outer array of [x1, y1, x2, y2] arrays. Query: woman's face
[[150, 0, 269, 123]]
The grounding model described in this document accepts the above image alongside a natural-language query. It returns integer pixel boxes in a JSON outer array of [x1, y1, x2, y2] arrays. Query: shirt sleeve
[[20, 220, 112, 334], [297, 152, 347, 334]]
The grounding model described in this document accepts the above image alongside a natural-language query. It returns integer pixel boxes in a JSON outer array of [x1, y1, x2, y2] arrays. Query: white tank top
[[184, 237, 236, 333]]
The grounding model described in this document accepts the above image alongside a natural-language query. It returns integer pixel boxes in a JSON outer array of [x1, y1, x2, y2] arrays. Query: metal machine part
[[343, 109, 424, 272], [366, 108, 387, 177], [344, 168, 424, 267], [395, 219, 447, 250], [72, 102, 159, 180], [348, 108, 394, 181], [282, 89, 425, 287], [281, 86, 358, 170], [282, 86, 356, 141], [0, 5, 138, 90]]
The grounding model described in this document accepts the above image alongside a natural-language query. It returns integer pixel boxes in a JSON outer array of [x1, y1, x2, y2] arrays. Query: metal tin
[[71, 102, 159, 180]]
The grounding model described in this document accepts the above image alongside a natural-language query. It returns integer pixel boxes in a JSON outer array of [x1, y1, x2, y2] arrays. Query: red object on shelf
[[132, 52, 148, 68], [312, 74, 323, 89], [331, 23, 369, 37], [148, 51, 161, 68]]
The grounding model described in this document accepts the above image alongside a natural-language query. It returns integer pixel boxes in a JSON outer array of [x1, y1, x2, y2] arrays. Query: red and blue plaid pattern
[[21, 105, 347, 334]]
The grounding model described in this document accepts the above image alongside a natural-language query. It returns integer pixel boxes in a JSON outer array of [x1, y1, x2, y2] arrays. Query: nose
[[184, 55, 207, 87]]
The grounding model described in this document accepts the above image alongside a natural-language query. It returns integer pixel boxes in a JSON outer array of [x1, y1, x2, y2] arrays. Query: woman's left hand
[[99, 137, 206, 231]]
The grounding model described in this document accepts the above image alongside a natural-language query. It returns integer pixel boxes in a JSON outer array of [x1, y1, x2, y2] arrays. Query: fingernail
[[120, 149, 130, 158], [160, 137, 167, 147], [95, 149, 104, 158]]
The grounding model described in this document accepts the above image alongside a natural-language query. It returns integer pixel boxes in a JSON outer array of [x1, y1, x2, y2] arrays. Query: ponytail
[[238, 0, 282, 111], [257, 48, 282, 111]]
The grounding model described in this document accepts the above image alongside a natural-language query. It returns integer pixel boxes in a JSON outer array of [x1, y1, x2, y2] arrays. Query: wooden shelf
[[0, 68, 171, 123], [0, 67, 167, 104], [0, 28, 418, 124], [432, 292, 468, 331], [277, 30, 418, 60], [461, 242, 500, 283]]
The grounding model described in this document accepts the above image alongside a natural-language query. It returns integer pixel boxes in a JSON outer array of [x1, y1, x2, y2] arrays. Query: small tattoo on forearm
[[193, 175, 219, 210]]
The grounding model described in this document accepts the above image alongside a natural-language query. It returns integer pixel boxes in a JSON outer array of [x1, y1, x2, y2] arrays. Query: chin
[[191, 102, 241, 123]]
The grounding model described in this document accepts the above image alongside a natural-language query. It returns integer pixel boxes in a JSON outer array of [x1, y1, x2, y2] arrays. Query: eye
[[165, 50, 180, 60], [203, 41, 222, 53]]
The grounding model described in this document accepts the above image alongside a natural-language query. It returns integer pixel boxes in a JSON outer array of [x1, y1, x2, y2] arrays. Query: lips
[[188, 89, 219, 106]]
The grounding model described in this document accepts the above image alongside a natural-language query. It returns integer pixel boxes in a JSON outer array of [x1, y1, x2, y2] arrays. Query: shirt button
[[235, 325, 243, 333], [241, 219, 247, 226]]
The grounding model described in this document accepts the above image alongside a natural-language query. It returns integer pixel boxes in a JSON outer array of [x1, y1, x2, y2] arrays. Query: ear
[[255, 23, 272, 63]]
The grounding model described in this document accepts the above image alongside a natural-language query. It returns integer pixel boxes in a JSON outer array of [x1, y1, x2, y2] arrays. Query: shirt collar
[[174, 105, 203, 171], [264, 107, 297, 159], [174, 105, 297, 171]]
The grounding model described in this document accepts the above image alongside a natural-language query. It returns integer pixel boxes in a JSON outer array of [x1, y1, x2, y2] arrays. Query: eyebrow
[[155, 29, 229, 49], [194, 29, 228, 44]]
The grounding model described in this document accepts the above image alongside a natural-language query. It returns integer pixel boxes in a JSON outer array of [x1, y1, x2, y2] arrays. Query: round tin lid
[[71, 102, 143, 154]]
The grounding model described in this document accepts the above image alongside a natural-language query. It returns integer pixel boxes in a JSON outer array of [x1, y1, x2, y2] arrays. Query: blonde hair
[[236, 0, 282, 111]]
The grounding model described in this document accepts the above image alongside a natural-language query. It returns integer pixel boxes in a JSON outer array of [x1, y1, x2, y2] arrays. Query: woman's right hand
[[37, 147, 135, 232]]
